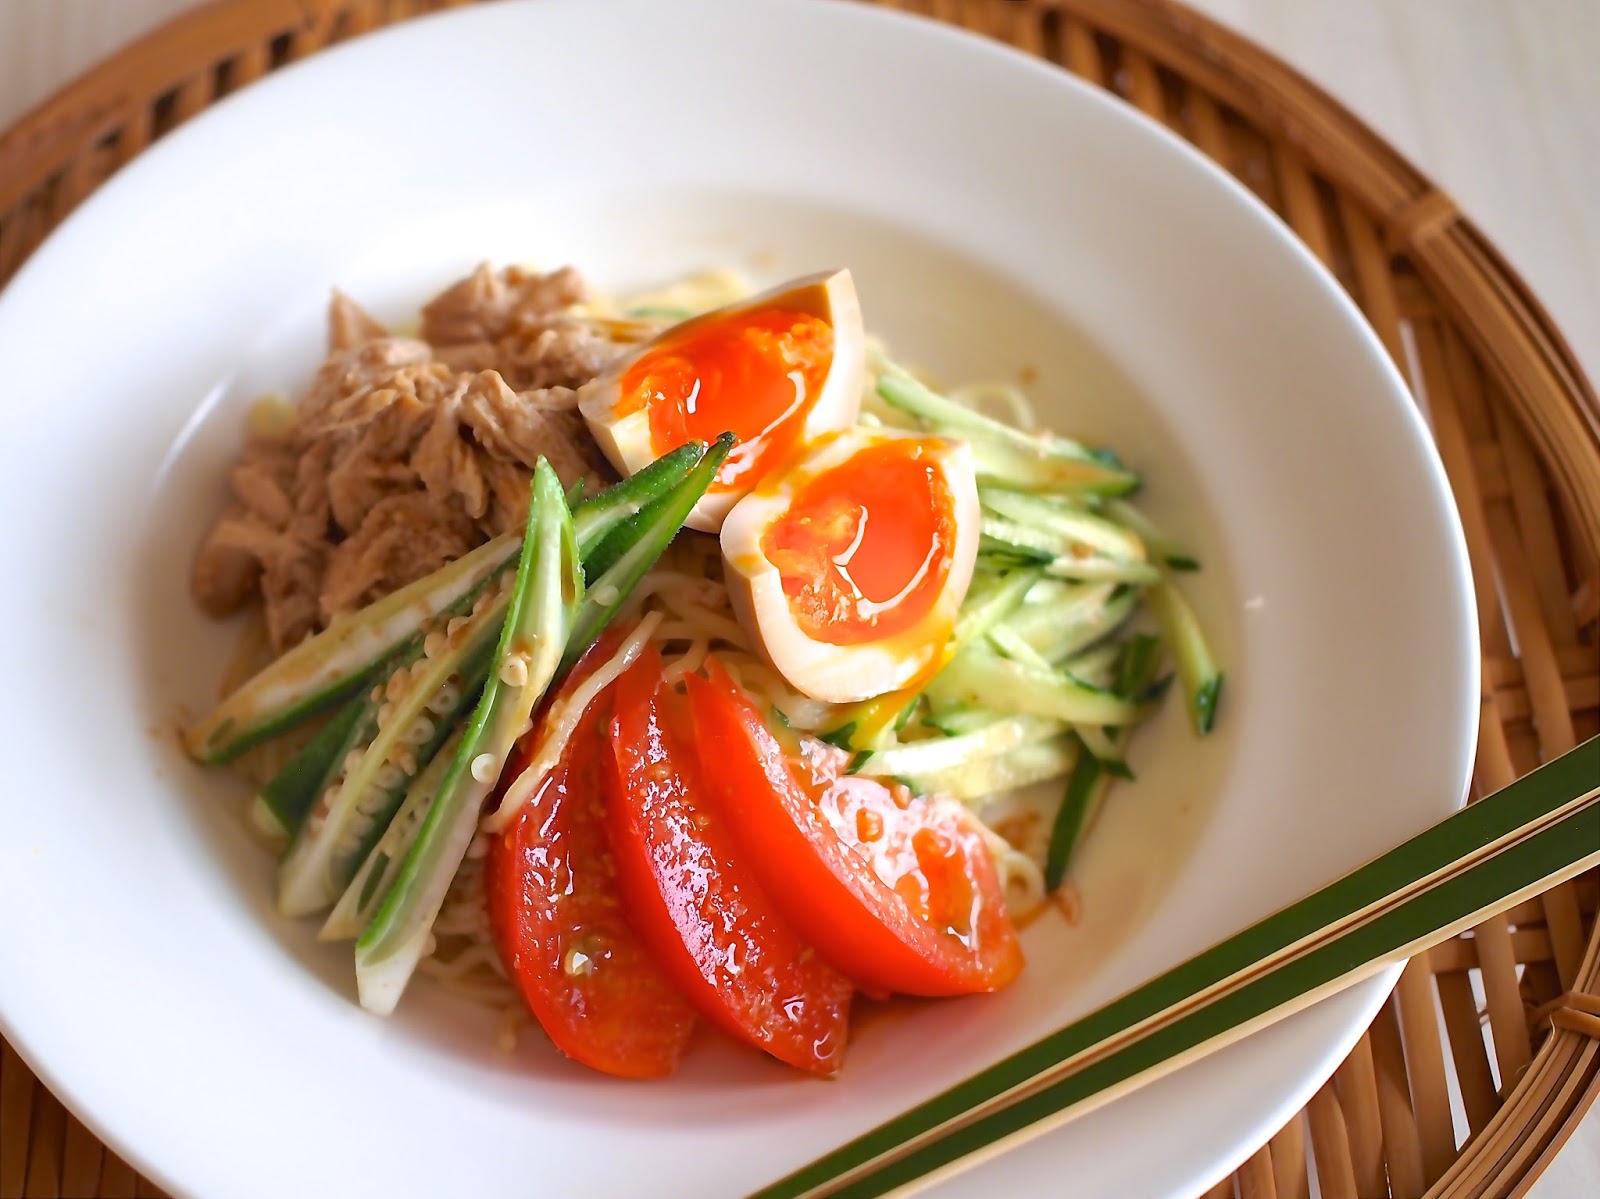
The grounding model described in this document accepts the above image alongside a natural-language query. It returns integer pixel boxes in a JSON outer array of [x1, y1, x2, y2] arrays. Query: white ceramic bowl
[[0, 2, 1476, 1196]]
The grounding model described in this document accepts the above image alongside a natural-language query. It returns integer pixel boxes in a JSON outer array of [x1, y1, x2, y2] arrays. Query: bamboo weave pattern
[[0, 2, 1595, 1196]]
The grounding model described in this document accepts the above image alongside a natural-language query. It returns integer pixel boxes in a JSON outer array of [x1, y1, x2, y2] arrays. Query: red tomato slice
[[486, 630, 697, 1079], [605, 646, 853, 1075], [684, 660, 1023, 997]]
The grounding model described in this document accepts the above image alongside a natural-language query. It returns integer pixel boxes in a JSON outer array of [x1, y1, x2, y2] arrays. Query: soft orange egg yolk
[[621, 307, 833, 492], [761, 440, 955, 646]]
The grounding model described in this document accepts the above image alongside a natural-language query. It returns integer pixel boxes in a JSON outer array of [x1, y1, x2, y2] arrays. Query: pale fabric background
[[1, 0, 1595, 1195]]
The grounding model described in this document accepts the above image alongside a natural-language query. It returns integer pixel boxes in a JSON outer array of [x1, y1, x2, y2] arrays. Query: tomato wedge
[[486, 630, 697, 1079], [606, 646, 854, 1075], [684, 660, 1023, 997]]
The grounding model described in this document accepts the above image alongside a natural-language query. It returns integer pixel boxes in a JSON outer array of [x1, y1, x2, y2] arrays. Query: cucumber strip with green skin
[[1042, 556, 1161, 585], [876, 371, 1139, 496], [821, 568, 1043, 751], [966, 438, 1141, 498], [1003, 582, 1131, 661], [1067, 635, 1163, 775], [856, 715, 1065, 779], [561, 432, 734, 671], [980, 489, 1148, 562], [356, 460, 580, 1016], [276, 584, 511, 919], [925, 645, 1142, 727], [1046, 750, 1106, 890], [1074, 725, 1134, 779], [1114, 633, 1163, 696], [904, 735, 1082, 803], [979, 518, 1064, 563], [564, 479, 588, 507], [954, 568, 1047, 645], [1046, 635, 1165, 888], [185, 535, 519, 765], [319, 727, 465, 942], [980, 518, 1160, 585], [975, 549, 1051, 575], [1102, 499, 1200, 571], [986, 624, 1054, 671], [922, 705, 1006, 736], [254, 687, 384, 842], [571, 439, 707, 560], [1061, 641, 1124, 690], [1146, 579, 1223, 735]]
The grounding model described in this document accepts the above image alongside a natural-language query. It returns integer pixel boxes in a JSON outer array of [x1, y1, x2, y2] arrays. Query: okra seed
[[499, 654, 530, 688]]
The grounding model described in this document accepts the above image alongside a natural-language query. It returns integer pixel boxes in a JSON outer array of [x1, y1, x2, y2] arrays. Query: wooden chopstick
[[754, 736, 1600, 1199]]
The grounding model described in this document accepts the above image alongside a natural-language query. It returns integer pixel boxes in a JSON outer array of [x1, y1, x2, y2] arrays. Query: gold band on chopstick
[[755, 737, 1600, 1199]]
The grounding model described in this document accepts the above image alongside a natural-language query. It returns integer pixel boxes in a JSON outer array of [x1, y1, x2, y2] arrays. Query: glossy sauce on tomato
[[604, 646, 853, 1074], [685, 660, 1022, 997], [485, 631, 696, 1078]]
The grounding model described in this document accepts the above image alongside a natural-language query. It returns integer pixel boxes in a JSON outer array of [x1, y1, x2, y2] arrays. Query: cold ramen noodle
[[184, 263, 1221, 1078]]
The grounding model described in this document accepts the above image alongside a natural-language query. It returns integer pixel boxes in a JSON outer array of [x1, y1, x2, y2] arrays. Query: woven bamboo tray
[[2, 2, 1596, 1196]]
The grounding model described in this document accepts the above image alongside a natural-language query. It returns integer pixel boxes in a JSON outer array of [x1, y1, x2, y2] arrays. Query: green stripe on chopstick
[[832, 797, 1600, 1197], [754, 737, 1600, 1199]]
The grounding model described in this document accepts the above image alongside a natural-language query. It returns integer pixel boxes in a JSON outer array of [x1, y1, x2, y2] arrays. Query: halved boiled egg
[[577, 270, 864, 532], [721, 428, 980, 703]]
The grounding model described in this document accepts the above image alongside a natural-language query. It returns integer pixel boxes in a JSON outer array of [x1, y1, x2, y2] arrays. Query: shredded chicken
[[192, 265, 620, 651], [421, 263, 614, 391]]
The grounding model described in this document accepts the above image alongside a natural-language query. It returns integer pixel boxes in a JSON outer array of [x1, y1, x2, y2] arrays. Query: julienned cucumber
[[963, 439, 1138, 497], [855, 714, 1065, 780], [185, 536, 519, 765], [1003, 582, 1135, 664], [978, 518, 1162, 585], [984, 623, 1054, 672], [906, 736, 1082, 803], [1145, 579, 1223, 736], [1046, 634, 1164, 889], [1060, 641, 1124, 691], [276, 586, 510, 918], [355, 460, 581, 1016], [875, 369, 1139, 496], [823, 567, 1045, 752], [979, 488, 1148, 562], [1102, 499, 1200, 571], [926, 644, 1142, 727]]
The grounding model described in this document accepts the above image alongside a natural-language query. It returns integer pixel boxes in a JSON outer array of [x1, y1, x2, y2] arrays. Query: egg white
[[720, 428, 980, 703], [577, 269, 865, 533]]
